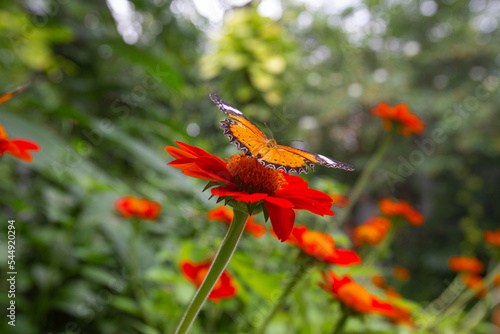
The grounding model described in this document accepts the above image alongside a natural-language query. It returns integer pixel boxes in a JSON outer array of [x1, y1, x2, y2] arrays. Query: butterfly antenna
[[277, 139, 305, 144], [263, 122, 274, 139]]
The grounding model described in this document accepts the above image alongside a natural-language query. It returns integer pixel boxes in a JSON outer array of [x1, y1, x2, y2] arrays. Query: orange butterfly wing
[[210, 94, 354, 174]]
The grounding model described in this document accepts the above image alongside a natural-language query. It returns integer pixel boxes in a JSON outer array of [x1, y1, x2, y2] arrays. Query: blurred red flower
[[390, 305, 415, 327], [329, 193, 350, 208], [371, 275, 405, 301], [352, 217, 392, 247], [384, 286, 403, 299], [166, 141, 334, 242], [115, 196, 161, 220], [448, 256, 484, 274], [319, 271, 397, 317], [272, 224, 361, 266], [370, 101, 425, 136], [179, 259, 237, 302], [378, 198, 425, 226], [0, 124, 40, 162], [393, 266, 411, 281], [484, 229, 500, 247], [207, 206, 266, 238], [462, 274, 488, 298]]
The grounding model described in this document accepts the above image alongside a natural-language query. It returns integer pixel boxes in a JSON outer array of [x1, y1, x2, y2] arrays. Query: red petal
[[11, 139, 40, 151], [372, 298, 398, 317], [165, 146, 196, 159], [167, 158, 197, 169], [211, 186, 268, 203], [277, 189, 334, 216], [193, 157, 232, 183], [179, 260, 200, 281], [175, 141, 213, 158], [323, 249, 362, 266], [208, 271, 237, 301], [264, 196, 294, 208], [264, 198, 295, 242]]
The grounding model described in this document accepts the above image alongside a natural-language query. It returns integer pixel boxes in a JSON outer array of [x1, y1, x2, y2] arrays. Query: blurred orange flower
[[484, 229, 500, 247], [329, 193, 350, 208], [207, 206, 266, 238], [462, 274, 488, 298], [370, 101, 425, 136], [393, 266, 411, 281], [0, 124, 40, 162], [319, 271, 397, 317], [353, 217, 392, 247], [378, 198, 425, 226], [448, 256, 484, 274], [384, 286, 403, 299], [371, 275, 387, 288], [179, 259, 237, 302], [273, 225, 361, 266], [493, 274, 500, 288], [115, 196, 161, 220], [371, 275, 404, 301], [391, 305, 415, 327]]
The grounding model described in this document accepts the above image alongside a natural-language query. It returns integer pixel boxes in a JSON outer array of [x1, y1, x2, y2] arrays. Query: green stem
[[331, 310, 349, 334], [174, 209, 249, 334], [256, 256, 316, 334], [336, 130, 396, 225]]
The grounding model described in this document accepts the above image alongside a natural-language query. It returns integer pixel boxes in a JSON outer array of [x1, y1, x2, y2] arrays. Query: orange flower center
[[302, 231, 336, 257], [338, 282, 372, 312], [195, 267, 222, 290], [226, 154, 285, 195]]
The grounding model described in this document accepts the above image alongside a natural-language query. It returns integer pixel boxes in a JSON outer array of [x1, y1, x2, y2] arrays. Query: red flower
[[207, 206, 266, 238], [272, 224, 361, 266], [448, 256, 484, 274], [484, 229, 500, 247], [393, 266, 411, 281], [352, 217, 392, 247], [329, 193, 350, 208], [165, 141, 334, 242], [0, 124, 40, 162], [390, 305, 415, 327], [179, 259, 237, 302], [319, 271, 397, 317], [370, 102, 425, 136], [378, 198, 425, 226], [371, 275, 404, 300], [115, 196, 161, 220], [462, 274, 488, 298]]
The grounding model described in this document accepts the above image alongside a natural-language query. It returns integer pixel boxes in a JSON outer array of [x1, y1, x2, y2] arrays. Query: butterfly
[[210, 94, 354, 174]]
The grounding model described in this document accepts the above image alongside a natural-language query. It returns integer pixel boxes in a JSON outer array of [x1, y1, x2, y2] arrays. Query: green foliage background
[[0, 0, 499, 333]]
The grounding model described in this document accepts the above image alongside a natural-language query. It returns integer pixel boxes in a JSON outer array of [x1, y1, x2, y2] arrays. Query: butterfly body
[[211, 94, 354, 174]]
